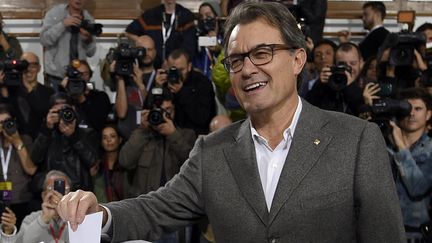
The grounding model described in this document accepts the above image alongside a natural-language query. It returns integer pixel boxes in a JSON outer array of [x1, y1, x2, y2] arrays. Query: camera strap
[[50, 222, 66, 243], [0, 141, 12, 181], [146, 70, 156, 92], [161, 12, 176, 60]]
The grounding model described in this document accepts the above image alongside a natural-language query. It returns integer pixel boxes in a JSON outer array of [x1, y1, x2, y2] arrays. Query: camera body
[[2, 118, 17, 135], [65, 65, 86, 96], [80, 20, 103, 37], [383, 31, 426, 67], [113, 42, 146, 76], [328, 62, 352, 91], [59, 106, 76, 124], [0, 58, 29, 86], [370, 97, 412, 137], [197, 17, 217, 36], [166, 67, 181, 85], [53, 179, 66, 195]]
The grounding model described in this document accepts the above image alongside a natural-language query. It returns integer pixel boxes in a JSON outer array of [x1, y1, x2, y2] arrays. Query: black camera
[[113, 42, 146, 76], [80, 20, 103, 37], [197, 17, 217, 36], [2, 118, 17, 135], [328, 62, 352, 91], [0, 57, 29, 86], [370, 98, 412, 137], [65, 64, 86, 96], [146, 88, 171, 126], [59, 106, 76, 123], [166, 67, 180, 85], [381, 31, 426, 67]]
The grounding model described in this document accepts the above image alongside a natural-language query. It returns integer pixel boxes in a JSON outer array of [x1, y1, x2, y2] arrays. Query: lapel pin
[[314, 139, 320, 145]]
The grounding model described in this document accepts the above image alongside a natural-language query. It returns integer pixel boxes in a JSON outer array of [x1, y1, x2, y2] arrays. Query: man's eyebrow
[[228, 43, 270, 56]]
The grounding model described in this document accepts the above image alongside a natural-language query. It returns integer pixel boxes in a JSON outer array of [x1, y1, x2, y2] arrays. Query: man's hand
[[42, 190, 63, 224], [154, 113, 176, 136], [2, 130, 23, 149], [79, 28, 93, 43], [140, 110, 150, 129], [46, 105, 62, 129], [319, 66, 332, 84], [389, 121, 408, 151], [155, 69, 168, 87], [337, 30, 351, 43], [63, 14, 82, 27], [167, 81, 183, 94], [1, 207, 16, 235], [363, 82, 381, 106], [305, 37, 314, 52], [57, 190, 104, 231], [58, 118, 76, 137]]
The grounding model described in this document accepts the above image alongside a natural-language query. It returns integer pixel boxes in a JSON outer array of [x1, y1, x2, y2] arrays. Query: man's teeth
[[244, 82, 267, 91]]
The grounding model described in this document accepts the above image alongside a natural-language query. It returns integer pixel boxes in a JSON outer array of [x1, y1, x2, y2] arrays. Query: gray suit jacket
[[106, 101, 405, 243]]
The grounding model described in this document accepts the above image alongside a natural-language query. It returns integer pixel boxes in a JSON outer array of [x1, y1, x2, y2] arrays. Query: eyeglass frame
[[221, 43, 298, 73]]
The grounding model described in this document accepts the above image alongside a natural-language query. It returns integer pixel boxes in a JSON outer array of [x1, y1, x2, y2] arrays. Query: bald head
[[135, 35, 157, 67], [209, 115, 232, 133], [21, 52, 40, 64]]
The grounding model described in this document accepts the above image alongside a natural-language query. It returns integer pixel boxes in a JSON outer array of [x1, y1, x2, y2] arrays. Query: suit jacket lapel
[[224, 119, 269, 226], [269, 101, 333, 224]]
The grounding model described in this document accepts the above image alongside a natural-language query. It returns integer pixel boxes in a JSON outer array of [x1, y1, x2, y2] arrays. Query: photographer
[[112, 36, 158, 139], [155, 48, 216, 135], [31, 93, 99, 192], [119, 87, 196, 197], [305, 42, 364, 116], [61, 60, 111, 136], [386, 88, 432, 241], [0, 104, 36, 230], [41, 0, 97, 91], [0, 13, 22, 61], [193, 1, 224, 80], [14, 170, 71, 243]]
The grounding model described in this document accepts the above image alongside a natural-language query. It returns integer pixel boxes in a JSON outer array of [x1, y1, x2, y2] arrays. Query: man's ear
[[187, 62, 192, 72], [293, 48, 307, 76]]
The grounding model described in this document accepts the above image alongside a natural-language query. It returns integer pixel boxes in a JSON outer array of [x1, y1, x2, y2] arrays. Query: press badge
[[0, 181, 12, 201]]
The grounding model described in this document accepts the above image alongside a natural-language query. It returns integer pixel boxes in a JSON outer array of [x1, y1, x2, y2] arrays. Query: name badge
[[0, 181, 12, 201]]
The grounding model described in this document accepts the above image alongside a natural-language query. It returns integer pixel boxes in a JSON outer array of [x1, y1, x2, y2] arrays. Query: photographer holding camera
[[61, 60, 111, 137], [41, 0, 98, 91], [31, 93, 99, 192], [111, 36, 158, 139], [155, 48, 216, 135], [0, 103, 36, 231], [11, 170, 72, 243], [306, 42, 364, 116], [0, 13, 22, 62], [384, 88, 432, 242]]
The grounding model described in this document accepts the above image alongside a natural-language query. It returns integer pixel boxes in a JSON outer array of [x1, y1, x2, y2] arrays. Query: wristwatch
[[15, 143, 24, 151]]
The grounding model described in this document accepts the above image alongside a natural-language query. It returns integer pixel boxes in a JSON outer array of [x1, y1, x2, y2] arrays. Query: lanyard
[[0, 141, 12, 181], [50, 222, 66, 243], [161, 12, 176, 45], [146, 70, 156, 92]]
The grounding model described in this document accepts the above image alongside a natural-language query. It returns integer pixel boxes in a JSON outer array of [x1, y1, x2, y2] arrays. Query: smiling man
[[57, 2, 405, 242]]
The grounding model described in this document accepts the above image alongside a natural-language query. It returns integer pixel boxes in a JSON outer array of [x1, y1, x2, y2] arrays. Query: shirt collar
[[250, 96, 303, 145]]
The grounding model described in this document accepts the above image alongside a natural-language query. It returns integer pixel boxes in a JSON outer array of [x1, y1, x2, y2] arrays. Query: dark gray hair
[[43, 170, 72, 190], [223, 2, 306, 52]]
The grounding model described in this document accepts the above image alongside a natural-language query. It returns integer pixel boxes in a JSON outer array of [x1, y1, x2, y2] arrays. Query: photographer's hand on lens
[[140, 110, 150, 129], [320, 66, 331, 83], [155, 69, 168, 87], [2, 130, 23, 149], [57, 190, 105, 232], [346, 70, 355, 86], [59, 118, 76, 137], [42, 190, 63, 224], [132, 63, 147, 95], [363, 82, 381, 106], [154, 113, 176, 136], [1, 207, 16, 235], [63, 14, 82, 27], [389, 121, 408, 151]]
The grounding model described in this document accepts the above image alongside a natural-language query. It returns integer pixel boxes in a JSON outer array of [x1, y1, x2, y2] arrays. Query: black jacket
[[31, 124, 99, 191]]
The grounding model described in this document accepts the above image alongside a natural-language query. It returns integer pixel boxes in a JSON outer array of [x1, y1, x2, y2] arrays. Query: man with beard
[[114, 35, 158, 138]]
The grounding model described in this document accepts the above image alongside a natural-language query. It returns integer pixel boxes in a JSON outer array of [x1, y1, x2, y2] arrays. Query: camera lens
[[59, 107, 76, 123], [148, 109, 164, 126], [2, 118, 16, 135]]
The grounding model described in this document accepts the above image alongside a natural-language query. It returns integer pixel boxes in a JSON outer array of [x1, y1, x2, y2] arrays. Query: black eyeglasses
[[221, 44, 297, 73]]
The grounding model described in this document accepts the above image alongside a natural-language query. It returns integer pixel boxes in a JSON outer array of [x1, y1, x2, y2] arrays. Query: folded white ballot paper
[[68, 211, 103, 243]]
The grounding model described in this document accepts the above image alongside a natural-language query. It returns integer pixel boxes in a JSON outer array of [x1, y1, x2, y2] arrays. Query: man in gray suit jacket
[[57, 2, 405, 242]]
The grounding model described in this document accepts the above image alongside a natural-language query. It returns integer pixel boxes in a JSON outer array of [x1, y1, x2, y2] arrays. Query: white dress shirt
[[250, 97, 302, 211]]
